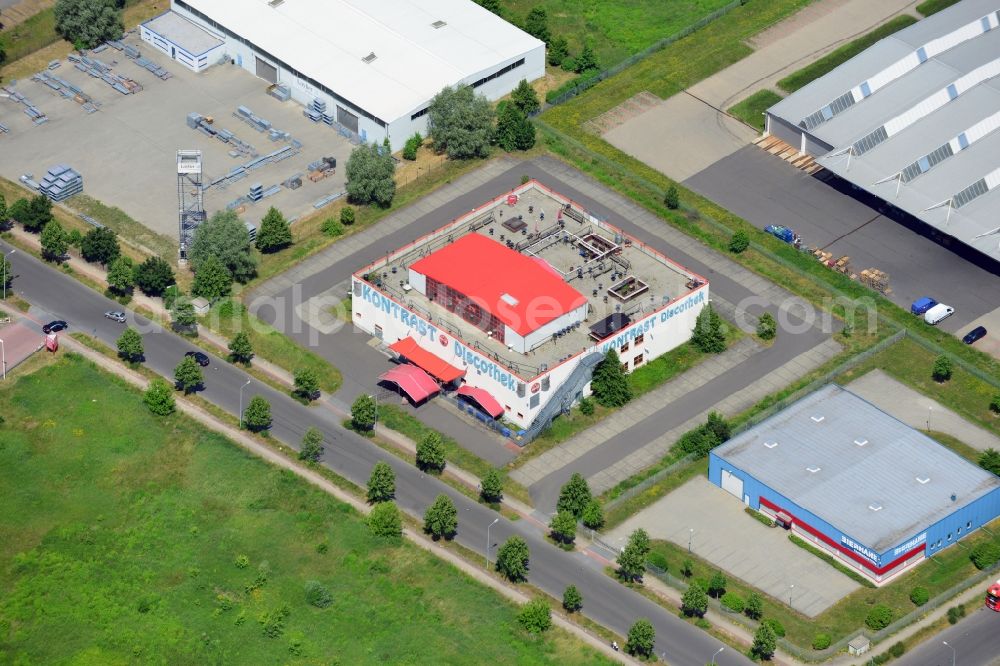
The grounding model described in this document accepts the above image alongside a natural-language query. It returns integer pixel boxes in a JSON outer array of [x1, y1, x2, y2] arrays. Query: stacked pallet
[[205, 145, 301, 191], [859, 269, 890, 294], [2, 86, 48, 125], [267, 83, 291, 102], [234, 105, 272, 132], [39, 165, 84, 201], [31, 71, 100, 113]]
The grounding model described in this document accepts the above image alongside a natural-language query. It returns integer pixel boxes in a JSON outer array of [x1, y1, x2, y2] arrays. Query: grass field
[[776, 15, 918, 93], [727, 89, 783, 131], [0, 354, 610, 664]]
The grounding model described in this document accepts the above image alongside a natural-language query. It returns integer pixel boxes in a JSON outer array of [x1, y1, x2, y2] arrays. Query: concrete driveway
[[607, 477, 861, 618]]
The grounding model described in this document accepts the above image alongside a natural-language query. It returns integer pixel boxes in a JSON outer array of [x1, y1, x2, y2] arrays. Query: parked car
[[42, 320, 68, 334], [185, 350, 210, 367], [104, 311, 126, 323], [924, 303, 955, 325], [962, 325, 987, 345], [910, 297, 937, 315], [764, 225, 796, 244]]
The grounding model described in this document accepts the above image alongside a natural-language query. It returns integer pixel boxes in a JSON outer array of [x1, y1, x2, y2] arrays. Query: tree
[[745, 591, 763, 620], [562, 585, 583, 613], [54, 0, 123, 49], [8, 198, 31, 228], [932, 355, 952, 382], [757, 312, 777, 340], [549, 510, 577, 545], [106, 255, 134, 294], [581, 499, 605, 530], [705, 411, 731, 443], [191, 253, 232, 300], [345, 143, 396, 208], [173, 355, 203, 394], [865, 604, 894, 630], [293, 367, 320, 402], [340, 206, 356, 226], [707, 571, 727, 598], [575, 43, 598, 73], [626, 619, 655, 658], [299, 427, 324, 463], [22, 195, 53, 233], [523, 7, 550, 43], [517, 598, 551, 633], [495, 535, 530, 582], [721, 592, 744, 613], [367, 501, 402, 538], [416, 431, 447, 473], [1, 255, 12, 292], [190, 209, 257, 283], [133, 256, 175, 296], [729, 230, 750, 253], [664, 184, 680, 210], [617, 529, 650, 583], [143, 378, 175, 416], [40, 220, 68, 261], [510, 79, 540, 115], [116, 327, 143, 363], [752, 623, 777, 660], [303, 580, 333, 608], [171, 298, 197, 334], [423, 494, 458, 540], [255, 206, 292, 253], [474, 0, 502, 15], [352, 394, 377, 431], [367, 461, 395, 503], [428, 85, 495, 159], [242, 396, 272, 432], [0, 194, 6, 226], [80, 227, 120, 265], [579, 396, 595, 415], [402, 132, 422, 161], [970, 542, 1000, 570], [495, 103, 536, 151], [980, 448, 1000, 476], [681, 583, 708, 617], [910, 586, 929, 606], [681, 559, 694, 577], [691, 303, 726, 353], [548, 36, 569, 67], [591, 348, 632, 407], [557, 472, 592, 518], [228, 331, 254, 365], [480, 468, 504, 504]]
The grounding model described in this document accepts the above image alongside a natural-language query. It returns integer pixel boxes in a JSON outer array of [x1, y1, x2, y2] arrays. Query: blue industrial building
[[709, 384, 1000, 584]]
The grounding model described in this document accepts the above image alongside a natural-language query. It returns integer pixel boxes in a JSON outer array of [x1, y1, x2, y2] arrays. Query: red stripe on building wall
[[758, 497, 925, 576]]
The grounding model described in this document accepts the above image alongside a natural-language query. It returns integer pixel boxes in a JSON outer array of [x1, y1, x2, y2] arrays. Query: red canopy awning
[[379, 364, 439, 403], [389, 337, 465, 383], [456, 385, 504, 419]]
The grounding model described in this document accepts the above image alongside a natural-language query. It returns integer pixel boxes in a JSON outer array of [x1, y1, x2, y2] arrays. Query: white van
[[924, 303, 954, 325]]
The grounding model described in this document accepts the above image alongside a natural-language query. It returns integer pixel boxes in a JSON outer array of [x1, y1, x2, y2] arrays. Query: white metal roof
[[180, 0, 543, 121]]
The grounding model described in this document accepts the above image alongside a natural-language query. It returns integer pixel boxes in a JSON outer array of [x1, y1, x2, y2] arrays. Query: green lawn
[[727, 89, 783, 131], [777, 15, 918, 92], [916, 0, 962, 16], [0, 8, 59, 65], [0, 354, 609, 664], [500, 0, 735, 72]]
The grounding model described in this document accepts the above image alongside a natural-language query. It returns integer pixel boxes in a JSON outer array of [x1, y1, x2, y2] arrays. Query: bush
[[756, 312, 777, 340], [728, 230, 750, 254], [133, 256, 174, 296], [562, 585, 583, 613], [402, 132, 422, 160], [763, 618, 785, 638], [681, 584, 708, 617], [932, 355, 953, 382], [889, 642, 906, 658], [321, 218, 344, 237], [691, 303, 726, 354], [865, 604, 893, 630], [947, 603, 966, 624], [991, 394, 1000, 414], [909, 586, 929, 606], [744, 592, 763, 620], [143, 378, 175, 416], [55, 0, 123, 49], [345, 145, 396, 207], [578, 396, 595, 415], [812, 633, 831, 650], [516, 598, 551, 633], [664, 185, 679, 210], [721, 592, 744, 613], [646, 551, 669, 571], [581, 498, 604, 530], [303, 580, 333, 608], [340, 206, 356, 226], [970, 542, 1000, 570], [367, 501, 402, 538], [981, 448, 1000, 476]]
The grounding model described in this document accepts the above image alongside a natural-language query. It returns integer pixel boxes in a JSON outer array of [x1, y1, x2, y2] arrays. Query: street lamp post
[[943, 641, 955, 666], [1, 338, 6, 381], [789, 584, 795, 607], [238, 378, 251, 429], [485, 518, 499, 569], [2, 249, 14, 301], [688, 528, 694, 553], [927, 405, 933, 431], [711, 647, 725, 665]]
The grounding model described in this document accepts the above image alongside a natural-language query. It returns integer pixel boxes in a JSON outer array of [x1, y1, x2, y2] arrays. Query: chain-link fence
[[603, 453, 697, 513]]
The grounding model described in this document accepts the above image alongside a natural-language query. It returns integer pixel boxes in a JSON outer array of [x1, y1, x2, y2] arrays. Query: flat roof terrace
[[359, 184, 701, 379]]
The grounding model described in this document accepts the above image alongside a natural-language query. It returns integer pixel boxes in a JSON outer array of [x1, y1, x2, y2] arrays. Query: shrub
[[721, 592, 744, 613], [578, 396, 595, 415], [991, 394, 1000, 414], [581, 498, 604, 530], [367, 501, 402, 538], [234, 554, 250, 569], [728, 230, 749, 253], [744, 592, 763, 620], [756, 312, 777, 340], [322, 218, 344, 237], [947, 603, 966, 624], [981, 448, 1000, 476], [646, 551, 669, 572], [691, 303, 726, 354], [865, 604, 893, 630], [970, 542, 1000, 570], [516, 598, 551, 633], [889, 642, 906, 658], [143, 378, 175, 416], [932, 355, 953, 382], [303, 581, 333, 608], [402, 132, 422, 160], [763, 618, 785, 638], [340, 206, 355, 226], [812, 633, 831, 650], [562, 585, 583, 613], [909, 586, 929, 606], [681, 584, 708, 617], [664, 185, 680, 210], [707, 571, 727, 598]]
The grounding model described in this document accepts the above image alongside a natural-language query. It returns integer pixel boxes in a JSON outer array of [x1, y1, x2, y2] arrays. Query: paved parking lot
[[0, 34, 352, 237], [607, 477, 861, 618], [685, 146, 1000, 334], [0, 315, 45, 378]]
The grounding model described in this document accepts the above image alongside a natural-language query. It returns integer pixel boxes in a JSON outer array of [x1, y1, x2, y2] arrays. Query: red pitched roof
[[389, 337, 465, 383], [456, 385, 504, 419], [378, 364, 439, 403], [409, 234, 586, 336]]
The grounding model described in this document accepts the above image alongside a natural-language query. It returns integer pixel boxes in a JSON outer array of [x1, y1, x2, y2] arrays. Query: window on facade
[[621, 363, 629, 373], [947, 533, 952, 541], [967, 521, 972, 529], [634, 333, 644, 345], [957, 527, 962, 535], [634, 353, 644, 366], [620, 341, 630, 353]]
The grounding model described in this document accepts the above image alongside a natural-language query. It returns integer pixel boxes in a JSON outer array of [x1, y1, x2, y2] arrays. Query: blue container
[[910, 297, 937, 315]]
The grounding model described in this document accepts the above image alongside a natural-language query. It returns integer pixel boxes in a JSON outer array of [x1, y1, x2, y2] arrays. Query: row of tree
[[473, 3, 600, 74]]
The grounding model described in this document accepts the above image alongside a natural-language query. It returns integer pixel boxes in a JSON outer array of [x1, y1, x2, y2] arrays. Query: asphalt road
[[2, 239, 753, 666], [897, 605, 1000, 666], [250, 157, 832, 511]]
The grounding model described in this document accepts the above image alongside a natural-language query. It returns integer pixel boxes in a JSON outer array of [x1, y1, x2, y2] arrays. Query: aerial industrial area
[[1, 0, 999, 664]]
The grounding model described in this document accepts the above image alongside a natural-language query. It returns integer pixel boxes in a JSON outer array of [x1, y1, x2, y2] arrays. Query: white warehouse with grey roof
[[709, 384, 1000, 585], [765, 0, 1000, 264], [165, 0, 544, 148]]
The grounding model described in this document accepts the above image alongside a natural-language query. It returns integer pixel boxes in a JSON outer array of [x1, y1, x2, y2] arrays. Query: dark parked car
[[42, 320, 68, 334], [185, 350, 210, 367], [962, 325, 987, 345]]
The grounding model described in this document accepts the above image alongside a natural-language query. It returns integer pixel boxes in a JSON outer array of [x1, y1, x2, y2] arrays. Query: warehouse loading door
[[255, 57, 278, 84], [337, 106, 359, 134], [721, 470, 743, 499]]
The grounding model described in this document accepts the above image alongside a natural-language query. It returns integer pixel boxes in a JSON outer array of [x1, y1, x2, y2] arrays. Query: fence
[[543, 0, 743, 107], [603, 453, 696, 513]]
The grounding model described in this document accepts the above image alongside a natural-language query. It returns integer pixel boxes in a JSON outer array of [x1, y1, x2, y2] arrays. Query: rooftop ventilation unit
[[811, 415, 825, 423], [916, 476, 930, 484], [362, 52, 377, 64], [500, 293, 519, 306], [806, 466, 821, 474], [854, 438, 868, 447], [431, 20, 447, 29], [869, 503, 883, 512], [763, 441, 778, 449], [269, 0, 284, 7]]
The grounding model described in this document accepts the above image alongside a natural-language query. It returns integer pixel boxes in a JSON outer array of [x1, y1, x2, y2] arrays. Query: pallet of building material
[[303, 108, 321, 122], [74, 62, 88, 73], [237, 105, 253, 119], [107, 40, 124, 51], [48, 60, 61, 70], [67, 54, 82, 63], [282, 173, 303, 189], [91, 44, 108, 54], [0, 122, 9, 134], [859, 268, 890, 294], [124, 45, 140, 59], [312, 191, 345, 209], [308, 170, 328, 183], [267, 83, 290, 102]]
